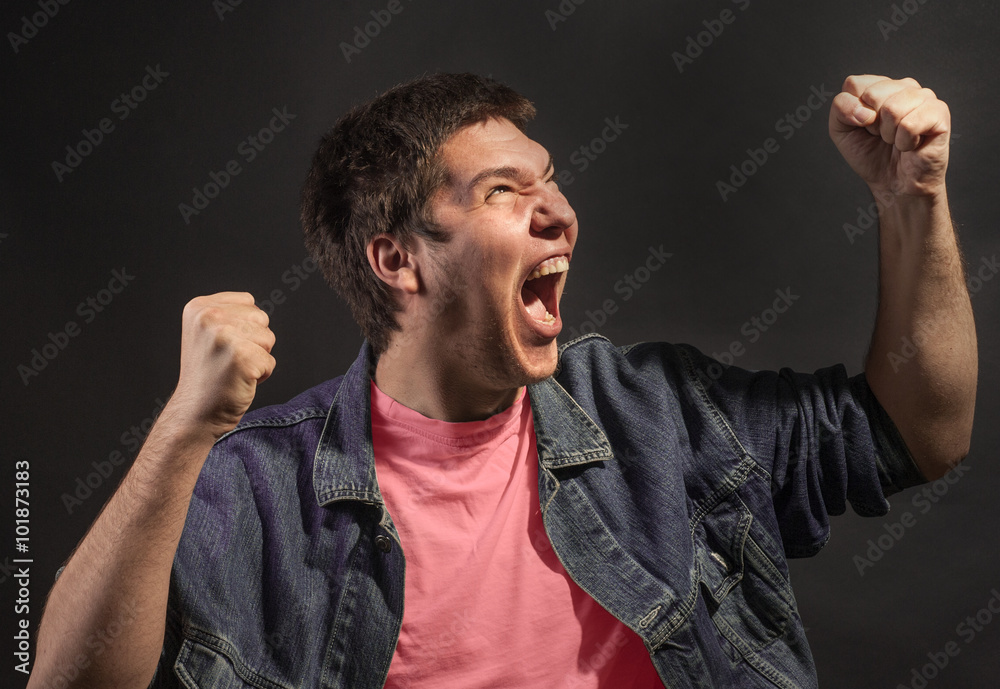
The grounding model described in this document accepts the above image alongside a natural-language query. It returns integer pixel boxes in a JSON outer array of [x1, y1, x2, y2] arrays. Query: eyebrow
[[465, 154, 555, 195]]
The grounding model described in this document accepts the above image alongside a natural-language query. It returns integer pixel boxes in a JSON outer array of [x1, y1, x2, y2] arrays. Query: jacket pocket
[[694, 491, 798, 656], [173, 633, 292, 689]]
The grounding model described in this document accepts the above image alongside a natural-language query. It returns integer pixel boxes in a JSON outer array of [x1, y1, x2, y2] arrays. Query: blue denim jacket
[[152, 334, 925, 688]]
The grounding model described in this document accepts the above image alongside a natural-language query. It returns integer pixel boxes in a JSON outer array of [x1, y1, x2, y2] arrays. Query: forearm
[[864, 191, 977, 479], [29, 404, 216, 689]]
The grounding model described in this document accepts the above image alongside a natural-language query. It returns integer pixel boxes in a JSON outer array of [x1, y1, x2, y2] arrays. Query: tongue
[[521, 284, 548, 321]]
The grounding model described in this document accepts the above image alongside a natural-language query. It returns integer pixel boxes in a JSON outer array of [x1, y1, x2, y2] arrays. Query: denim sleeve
[[675, 343, 927, 558]]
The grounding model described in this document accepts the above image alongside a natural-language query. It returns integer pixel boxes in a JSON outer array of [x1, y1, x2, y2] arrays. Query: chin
[[514, 340, 560, 385]]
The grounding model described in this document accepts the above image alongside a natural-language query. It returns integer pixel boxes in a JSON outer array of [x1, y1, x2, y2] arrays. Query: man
[[30, 72, 975, 688]]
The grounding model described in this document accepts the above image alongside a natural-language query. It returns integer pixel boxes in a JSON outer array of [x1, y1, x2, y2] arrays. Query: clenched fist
[[829, 74, 950, 199], [168, 292, 276, 441]]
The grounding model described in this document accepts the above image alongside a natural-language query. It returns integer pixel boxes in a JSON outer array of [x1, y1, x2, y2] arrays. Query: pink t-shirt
[[370, 381, 664, 688]]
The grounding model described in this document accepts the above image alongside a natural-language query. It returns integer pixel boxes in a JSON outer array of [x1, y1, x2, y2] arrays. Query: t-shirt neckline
[[369, 380, 527, 447]]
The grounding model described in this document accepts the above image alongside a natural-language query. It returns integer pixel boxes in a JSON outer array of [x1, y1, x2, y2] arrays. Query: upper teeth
[[526, 256, 569, 281]]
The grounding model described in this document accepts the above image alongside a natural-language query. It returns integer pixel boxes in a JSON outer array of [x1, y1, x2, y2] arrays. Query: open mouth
[[520, 255, 569, 328]]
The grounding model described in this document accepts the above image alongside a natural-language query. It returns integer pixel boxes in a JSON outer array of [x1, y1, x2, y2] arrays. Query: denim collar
[[311, 342, 613, 507]]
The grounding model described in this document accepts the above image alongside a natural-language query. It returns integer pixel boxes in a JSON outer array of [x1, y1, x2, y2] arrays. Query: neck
[[373, 338, 522, 422]]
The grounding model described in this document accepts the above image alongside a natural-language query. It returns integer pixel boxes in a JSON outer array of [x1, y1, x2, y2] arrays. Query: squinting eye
[[487, 185, 511, 198]]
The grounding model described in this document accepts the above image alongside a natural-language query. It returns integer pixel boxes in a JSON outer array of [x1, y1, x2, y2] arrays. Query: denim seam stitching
[[217, 408, 328, 442], [712, 498, 752, 601], [554, 332, 613, 376], [534, 377, 614, 466], [177, 627, 293, 689], [320, 525, 371, 688], [743, 533, 797, 619], [677, 346, 753, 462], [649, 565, 704, 649], [552, 478, 689, 643], [712, 614, 799, 689], [688, 456, 756, 528]]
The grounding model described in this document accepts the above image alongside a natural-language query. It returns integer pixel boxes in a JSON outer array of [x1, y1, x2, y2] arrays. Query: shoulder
[[552, 334, 715, 423], [555, 333, 699, 385], [202, 375, 345, 481], [229, 376, 344, 432]]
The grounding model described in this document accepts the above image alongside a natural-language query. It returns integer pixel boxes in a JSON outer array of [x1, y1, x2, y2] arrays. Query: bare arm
[[29, 292, 276, 689], [830, 75, 977, 480]]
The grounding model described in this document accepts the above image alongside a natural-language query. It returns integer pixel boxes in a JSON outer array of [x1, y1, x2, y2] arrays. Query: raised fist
[[168, 292, 277, 441]]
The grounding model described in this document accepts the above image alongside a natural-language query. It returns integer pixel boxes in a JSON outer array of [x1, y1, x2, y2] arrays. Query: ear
[[367, 233, 421, 295]]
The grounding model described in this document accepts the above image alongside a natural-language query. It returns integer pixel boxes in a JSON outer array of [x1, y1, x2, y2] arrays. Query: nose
[[530, 183, 577, 238]]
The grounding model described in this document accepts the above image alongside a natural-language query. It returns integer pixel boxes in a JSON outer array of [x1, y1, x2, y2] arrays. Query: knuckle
[[233, 340, 260, 368], [831, 92, 852, 109], [195, 306, 224, 330], [880, 102, 904, 124], [183, 296, 205, 317], [212, 322, 236, 348]]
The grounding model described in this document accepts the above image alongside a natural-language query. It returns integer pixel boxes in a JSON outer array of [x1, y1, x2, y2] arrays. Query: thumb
[[830, 92, 878, 138]]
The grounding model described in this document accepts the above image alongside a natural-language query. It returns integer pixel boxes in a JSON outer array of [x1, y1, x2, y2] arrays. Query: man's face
[[420, 117, 578, 389]]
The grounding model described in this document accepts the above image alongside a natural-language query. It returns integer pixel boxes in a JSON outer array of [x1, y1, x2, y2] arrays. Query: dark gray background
[[3, 1, 998, 687]]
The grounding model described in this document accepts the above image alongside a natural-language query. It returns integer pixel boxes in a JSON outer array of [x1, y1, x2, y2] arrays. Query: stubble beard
[[472, 307, 558, 391], [431, 252, 558, 393]]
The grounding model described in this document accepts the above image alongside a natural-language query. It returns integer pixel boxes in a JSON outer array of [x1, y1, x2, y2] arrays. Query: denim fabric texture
[[151, 334, 926, 689]]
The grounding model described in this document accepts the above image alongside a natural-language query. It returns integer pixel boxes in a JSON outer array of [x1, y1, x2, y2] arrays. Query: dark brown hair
[[300, 72, 536, 355]]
